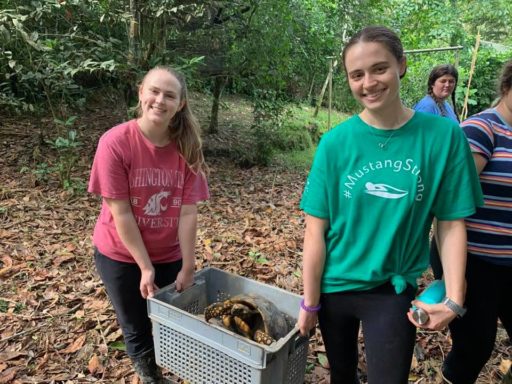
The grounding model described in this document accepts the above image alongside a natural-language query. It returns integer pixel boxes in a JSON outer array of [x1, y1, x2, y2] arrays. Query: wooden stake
[[314, 57, 338, 118], [461, 28, 481, 121], [328, 57, 334, 130]]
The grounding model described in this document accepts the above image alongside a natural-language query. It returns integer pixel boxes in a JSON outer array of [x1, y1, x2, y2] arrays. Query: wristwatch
[[442, 297, 467, 317]]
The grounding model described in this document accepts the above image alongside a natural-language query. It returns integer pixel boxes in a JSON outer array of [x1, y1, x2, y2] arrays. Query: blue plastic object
[[411, 279, 446, 324]]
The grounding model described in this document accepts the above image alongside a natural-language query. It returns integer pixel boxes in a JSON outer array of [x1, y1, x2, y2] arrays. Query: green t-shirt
[[300, 112, 483, 294]]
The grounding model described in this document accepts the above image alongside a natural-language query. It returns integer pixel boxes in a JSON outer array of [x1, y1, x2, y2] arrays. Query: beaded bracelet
[[300, 298, 321, 313]]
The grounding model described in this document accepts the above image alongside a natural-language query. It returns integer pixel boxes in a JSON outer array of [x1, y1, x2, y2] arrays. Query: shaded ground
[[0, 92, 510, 383]]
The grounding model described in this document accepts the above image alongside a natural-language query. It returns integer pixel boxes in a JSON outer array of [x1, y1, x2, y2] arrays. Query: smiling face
[[138, 68, 184, 128], [431, 74, 456, 100], [344, 41, 406, 114]]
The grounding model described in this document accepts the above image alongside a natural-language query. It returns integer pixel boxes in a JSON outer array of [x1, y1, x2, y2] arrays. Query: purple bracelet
[[300, 298, 321, 313]]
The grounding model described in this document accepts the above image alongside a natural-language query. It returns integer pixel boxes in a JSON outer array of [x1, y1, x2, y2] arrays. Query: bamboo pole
[[327, 57, 334, 130], [461, 29, 481, 121], [314, 57, 338, 117]]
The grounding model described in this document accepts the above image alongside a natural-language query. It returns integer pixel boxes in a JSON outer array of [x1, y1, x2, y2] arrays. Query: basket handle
[[290, 331, 310, 354]]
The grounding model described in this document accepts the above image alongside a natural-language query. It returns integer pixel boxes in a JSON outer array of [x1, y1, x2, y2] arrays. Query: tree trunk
[[208, 76, 227, 134], [128, 0, 141, 67]]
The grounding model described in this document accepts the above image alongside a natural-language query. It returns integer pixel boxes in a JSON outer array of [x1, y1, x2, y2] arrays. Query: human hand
[[297, 308, 318, 337], [140, 267, 158, 299], [175, 267, 194, 292], [407, 300, 457, 330]]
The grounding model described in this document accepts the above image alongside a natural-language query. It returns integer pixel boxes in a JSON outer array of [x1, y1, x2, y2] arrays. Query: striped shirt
[[462, 108, 512, 266]]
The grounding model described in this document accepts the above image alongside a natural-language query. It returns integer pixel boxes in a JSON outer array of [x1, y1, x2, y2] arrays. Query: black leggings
[[94, 248, 182, 358], [318, 283, 417, 384], [443, 256, 512, 384]]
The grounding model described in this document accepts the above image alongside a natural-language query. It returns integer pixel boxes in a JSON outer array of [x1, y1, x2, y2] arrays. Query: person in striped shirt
[[443, 60, 512, 383]]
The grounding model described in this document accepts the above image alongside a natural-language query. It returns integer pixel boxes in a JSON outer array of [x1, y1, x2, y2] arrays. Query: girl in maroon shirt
[[88, 66, 209, 383]]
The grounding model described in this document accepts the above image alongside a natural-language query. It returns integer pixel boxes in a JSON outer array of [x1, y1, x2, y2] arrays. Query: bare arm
[[437, 219, 467, 307], [175, 204, 198, 292], [298, 215, 328, 336], [104, 198, 156, 298], [409, 219, 467, 330], [472, 153, 487, 174]]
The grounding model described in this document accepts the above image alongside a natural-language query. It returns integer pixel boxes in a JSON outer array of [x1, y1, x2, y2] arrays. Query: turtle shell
[[204, 293, 292, 345]]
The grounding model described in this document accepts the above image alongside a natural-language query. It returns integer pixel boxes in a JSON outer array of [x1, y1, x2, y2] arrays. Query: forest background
[[1, 0, 511, 383]]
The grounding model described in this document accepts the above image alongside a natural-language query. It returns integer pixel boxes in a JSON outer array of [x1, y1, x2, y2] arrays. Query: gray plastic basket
[[148, 267, 309, 384]]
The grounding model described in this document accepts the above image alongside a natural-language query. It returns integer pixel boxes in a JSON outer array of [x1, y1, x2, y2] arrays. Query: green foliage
[[1, 0, 511, 157], [272, 147, 316, 172], [269, 103, 349, 171], [28, 116, 84, 190], [0, 299, 7, 313], [0, 299, 23, 313], [248, 249, 269, 264], [108, 341, 126, 352], [273, 121, 314, 152], [458, 48, 512, 116], [237, 90, 289, 167], [0, 0, 121, 114], [31, 163, 53, 184], [46, 127, 82, 190], [459, 0, 512, 43]]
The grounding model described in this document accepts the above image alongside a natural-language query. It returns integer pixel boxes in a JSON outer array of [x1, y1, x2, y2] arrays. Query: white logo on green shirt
[[364, 182, 408, 199]]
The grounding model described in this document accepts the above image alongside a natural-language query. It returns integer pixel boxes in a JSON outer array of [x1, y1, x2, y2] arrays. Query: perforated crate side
[[154, 320, 308, 384], [154, 321, 260, 384], [285, 337, 309, 384]]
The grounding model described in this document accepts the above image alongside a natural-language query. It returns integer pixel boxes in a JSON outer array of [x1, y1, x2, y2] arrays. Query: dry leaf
[[500, 359, 512, 374], [0, 255, 13, 269], [62, 334, 86, 354], [53, 255, 74, 267], [0, 368, 18, 384], [88, 354, 103, 374], [317, 352, 329, 368], [0, 352, 26, 361], [35, 353, 49, 371]]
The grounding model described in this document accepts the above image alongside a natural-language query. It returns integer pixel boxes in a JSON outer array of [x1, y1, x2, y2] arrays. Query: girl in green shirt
[[298, 26, 482, 383]]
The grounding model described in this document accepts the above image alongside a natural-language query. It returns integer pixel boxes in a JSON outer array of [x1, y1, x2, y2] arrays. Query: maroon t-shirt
[[88, 119, 209, 263]]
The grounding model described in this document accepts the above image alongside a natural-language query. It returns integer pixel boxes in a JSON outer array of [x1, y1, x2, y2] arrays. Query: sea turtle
[[204, 293, 292, 346]]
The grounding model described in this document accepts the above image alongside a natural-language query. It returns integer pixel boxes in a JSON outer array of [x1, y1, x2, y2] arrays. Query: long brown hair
[[138, 66, 207, 175], [427, 64, 459, 121]]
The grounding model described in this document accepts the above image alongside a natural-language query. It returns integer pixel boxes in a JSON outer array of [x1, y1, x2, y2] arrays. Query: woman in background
[[415, 64, 459, 123], [415, 64, 460, 279]]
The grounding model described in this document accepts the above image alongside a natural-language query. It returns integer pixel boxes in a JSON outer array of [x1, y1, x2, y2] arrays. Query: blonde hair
[[138, 66, 207, 175]]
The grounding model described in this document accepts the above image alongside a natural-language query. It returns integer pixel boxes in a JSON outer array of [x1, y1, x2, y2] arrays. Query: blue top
[[414, 95, 458, 123]]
